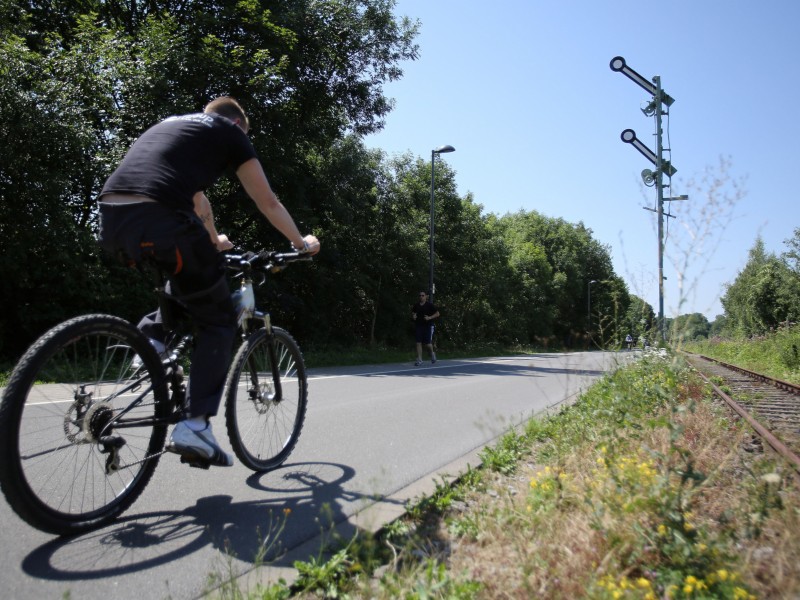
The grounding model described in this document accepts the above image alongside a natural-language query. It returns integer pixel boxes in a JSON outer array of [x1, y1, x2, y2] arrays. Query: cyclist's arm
[[193, 192, 233, 251], [235, 158, 320, 254]]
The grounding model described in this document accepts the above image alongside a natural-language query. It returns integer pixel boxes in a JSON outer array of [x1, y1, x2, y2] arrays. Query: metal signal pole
[[611, 57, 686, 343]]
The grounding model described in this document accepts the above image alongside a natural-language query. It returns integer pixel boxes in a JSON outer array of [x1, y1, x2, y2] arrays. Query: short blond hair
[[204, 96, 249, 132]]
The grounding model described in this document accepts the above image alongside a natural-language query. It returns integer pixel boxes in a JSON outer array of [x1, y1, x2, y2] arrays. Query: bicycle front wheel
[[224, 326, 308, 471], [0, 314, 170, 535]]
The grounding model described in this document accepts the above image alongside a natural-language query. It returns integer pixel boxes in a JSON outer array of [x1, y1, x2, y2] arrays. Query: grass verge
[[684, 324, 800, 385], [213, 352, 800, 599]]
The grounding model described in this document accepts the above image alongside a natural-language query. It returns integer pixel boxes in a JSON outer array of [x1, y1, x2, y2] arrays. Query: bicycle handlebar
[[224, 249, 313, 275]]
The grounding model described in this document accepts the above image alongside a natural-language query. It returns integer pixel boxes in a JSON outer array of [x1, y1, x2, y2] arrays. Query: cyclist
[[98, 96, 320, 467]]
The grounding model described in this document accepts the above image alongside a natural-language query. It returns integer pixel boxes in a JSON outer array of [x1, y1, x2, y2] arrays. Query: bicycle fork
[[243, 329, 283, 405]]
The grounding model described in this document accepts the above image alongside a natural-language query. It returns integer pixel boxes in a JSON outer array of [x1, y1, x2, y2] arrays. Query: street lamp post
[[429, 144, 455, 301], [587, 279, 598, 335]]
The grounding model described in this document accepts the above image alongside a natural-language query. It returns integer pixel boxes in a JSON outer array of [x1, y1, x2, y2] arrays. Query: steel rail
[[685, 353, 800, 475]]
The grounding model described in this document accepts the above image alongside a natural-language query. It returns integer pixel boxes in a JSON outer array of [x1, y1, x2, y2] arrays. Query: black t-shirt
[[412, 301, 438, 325], [100, 112, 258, 211]]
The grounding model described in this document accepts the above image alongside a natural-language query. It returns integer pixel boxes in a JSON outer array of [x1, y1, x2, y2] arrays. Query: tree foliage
[[720, 237, 800, 336], [1, 0, 637, 360], [669, 312, 710, 343], [619, 295, 657, 345], [0, 0, 419, 357]]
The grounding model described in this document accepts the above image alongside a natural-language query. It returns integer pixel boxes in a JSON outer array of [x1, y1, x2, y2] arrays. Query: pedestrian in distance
[[97, 96, 320, 467], [625, 333, 633, 350], [412, 291, 440, 366]]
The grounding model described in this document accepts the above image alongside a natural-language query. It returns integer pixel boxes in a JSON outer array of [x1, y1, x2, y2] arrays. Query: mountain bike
[[0, 250, 310, 535]]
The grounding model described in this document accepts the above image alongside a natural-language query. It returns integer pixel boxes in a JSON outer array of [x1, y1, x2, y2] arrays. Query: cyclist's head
[[204, 96, 250, 133]]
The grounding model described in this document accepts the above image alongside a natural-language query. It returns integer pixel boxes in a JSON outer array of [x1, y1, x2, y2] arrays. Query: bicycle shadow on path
[[21, 460, 396, 587]]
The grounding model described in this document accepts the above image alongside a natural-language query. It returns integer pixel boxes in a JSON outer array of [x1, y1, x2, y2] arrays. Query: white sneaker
[[167, 421, 234, 467], [132, 338, 167, 370]]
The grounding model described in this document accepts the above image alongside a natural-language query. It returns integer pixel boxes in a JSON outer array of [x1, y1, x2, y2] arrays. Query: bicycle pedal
[[166, 443, 210, 468], [179, 455, 211, 470]]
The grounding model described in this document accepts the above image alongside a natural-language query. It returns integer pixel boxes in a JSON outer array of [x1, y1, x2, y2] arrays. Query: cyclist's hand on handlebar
[[215, 234, 234, 252], [294, 234, 320, 255]]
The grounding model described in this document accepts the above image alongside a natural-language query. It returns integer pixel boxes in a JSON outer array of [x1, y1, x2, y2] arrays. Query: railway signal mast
[[610, 56, 687, 343]]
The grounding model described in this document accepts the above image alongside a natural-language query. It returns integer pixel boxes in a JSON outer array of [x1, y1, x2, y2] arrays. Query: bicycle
[[0, 249, 311, 535]]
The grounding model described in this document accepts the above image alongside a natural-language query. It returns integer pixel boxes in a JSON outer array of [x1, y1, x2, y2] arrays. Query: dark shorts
[[415, 323, 434, 344], [98, 201, 237, 417], [98, 201, 235, 326]]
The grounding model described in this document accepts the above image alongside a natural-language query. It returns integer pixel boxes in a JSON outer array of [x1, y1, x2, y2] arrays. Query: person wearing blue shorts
[[412, 291, 440, 366]]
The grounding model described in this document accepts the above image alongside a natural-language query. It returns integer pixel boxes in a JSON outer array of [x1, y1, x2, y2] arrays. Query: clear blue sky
[[364, 0, 800, 320]]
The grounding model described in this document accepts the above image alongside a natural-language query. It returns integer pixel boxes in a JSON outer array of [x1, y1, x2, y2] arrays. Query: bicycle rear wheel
[[224, 326, 308, 471], [0, 314, 170, 535]]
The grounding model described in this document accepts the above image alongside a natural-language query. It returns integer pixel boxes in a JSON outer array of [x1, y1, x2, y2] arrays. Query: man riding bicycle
[[98, 96, 320, 467]]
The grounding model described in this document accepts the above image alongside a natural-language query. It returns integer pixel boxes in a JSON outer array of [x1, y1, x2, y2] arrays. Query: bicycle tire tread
[[0, 314, 168, 535]]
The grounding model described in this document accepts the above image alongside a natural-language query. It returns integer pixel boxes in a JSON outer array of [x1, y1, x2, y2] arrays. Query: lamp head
[[433, 145, 455, 154]]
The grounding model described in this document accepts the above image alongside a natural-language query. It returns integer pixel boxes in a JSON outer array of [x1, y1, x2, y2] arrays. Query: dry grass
[[243, 356, 800, 599], [354, 355, 800, 599], [441, 401, 800, 599]]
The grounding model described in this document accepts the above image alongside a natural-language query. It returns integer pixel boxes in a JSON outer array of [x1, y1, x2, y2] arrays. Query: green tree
[[783, 227, 800, 274], [0, 34, 144, 357], [495, 210, 621, 347], [0, 0, 419, 358], [670, 313, 711, 343], [709, 314, 727, 337], [622, 295, 656, 342], [721, 237, 800, 335]]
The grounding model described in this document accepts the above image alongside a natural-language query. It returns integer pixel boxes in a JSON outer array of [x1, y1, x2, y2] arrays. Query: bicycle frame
[[103, 249, 308, 445]]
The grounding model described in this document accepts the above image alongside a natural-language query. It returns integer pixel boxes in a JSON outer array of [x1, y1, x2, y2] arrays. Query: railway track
[[684, 353, 800, 474]]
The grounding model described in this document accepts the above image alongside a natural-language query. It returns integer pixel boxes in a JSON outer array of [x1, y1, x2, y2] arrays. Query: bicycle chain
[[118, 449, 170, 470], [64, 397, 172, 470]]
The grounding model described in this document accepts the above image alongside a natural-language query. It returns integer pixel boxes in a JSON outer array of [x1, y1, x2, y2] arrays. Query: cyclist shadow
[[21, 460, 398, 586]]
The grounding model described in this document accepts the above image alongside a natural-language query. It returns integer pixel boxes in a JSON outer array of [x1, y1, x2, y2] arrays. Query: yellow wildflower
[[717, 569, 729, 581], [636, 577, 652, 588], [657, 524, 667, 536]]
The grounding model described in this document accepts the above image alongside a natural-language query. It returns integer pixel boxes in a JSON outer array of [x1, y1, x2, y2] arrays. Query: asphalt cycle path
[[0, 351, 622, 599]]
